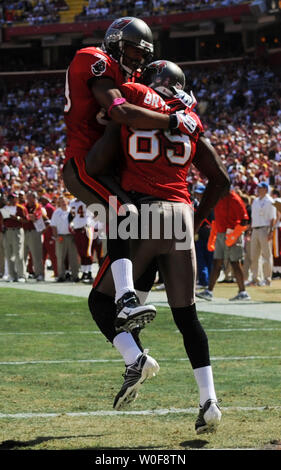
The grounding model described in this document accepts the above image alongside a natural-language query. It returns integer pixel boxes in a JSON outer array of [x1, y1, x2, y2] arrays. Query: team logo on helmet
[[112, 18, 133, 30], [107, 18, 133, 43], [152, 61, 167, 74], [91, 59, 107, 76]]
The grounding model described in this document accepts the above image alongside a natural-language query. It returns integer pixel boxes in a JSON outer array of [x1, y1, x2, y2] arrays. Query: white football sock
[[86, 265, 93, 274], [113, 332, 142, 366], [111, 258, 135, 302], [193, 365, 217, 406]]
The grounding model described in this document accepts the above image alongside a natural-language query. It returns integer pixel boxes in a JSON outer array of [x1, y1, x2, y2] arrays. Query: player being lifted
[[87, 61, 230, 434], [63, 17, 201, 333]]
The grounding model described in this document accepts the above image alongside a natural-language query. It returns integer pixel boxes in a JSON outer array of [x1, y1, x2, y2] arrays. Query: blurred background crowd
[[0, 0, 248, 26], [1, 61, 281, 197], [0, 59, 281, 287], [0, 0, 280, 290]]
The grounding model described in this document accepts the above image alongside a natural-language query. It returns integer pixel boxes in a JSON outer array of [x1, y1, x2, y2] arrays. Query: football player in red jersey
[[87, 61, 230, 434], [63, 17, 202, 334]]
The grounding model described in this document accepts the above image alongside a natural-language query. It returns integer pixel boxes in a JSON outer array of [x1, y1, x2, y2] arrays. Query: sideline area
[[1, 268, 280, 322]]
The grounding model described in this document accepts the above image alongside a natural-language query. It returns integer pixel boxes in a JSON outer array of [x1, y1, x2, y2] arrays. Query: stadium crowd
[[0, 0, 68, 25], [76, 0, 248, 21], [0, 0, 249, 25], [1, 60, 280, 194], [0, 59, 281, 286]]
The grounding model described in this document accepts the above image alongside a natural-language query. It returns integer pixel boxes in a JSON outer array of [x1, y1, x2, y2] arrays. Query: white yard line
[[0, 327, 280, 336], [0, 331, 101, 335], [181, 328, 281, 332], [0, 406, 280, 419], [1, 282, 281, 321], [1, 355, 280, 365]]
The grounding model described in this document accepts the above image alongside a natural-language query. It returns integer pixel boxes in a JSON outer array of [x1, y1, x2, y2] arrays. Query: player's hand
[[170, 88, 197, 112], [169, 111, 203, 139]]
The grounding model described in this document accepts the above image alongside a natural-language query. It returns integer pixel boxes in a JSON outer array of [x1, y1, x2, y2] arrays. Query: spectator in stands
[[18, 190, 26, 206], [197, 188, 251, 301], [250, 182, 277, 286], [23, 191, 45, 281], [42, 156, 58, 182], [50, 195, 79, 282], [0, 193, 27, 282], [0, 0, 62, 25], [75, 0, 247, 21]]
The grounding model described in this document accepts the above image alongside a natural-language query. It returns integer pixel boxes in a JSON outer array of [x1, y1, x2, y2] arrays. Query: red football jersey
[[64, 47, 125, 163], [119, 82, 201, 204], [214, 191, 249, 233], [23, 202, 43, 231]]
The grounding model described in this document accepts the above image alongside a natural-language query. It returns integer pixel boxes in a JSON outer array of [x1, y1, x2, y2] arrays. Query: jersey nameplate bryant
[[143, 90, 170, 112]]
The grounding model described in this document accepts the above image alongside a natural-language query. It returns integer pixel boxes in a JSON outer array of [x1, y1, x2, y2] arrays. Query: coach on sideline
[[0, 193, 27, 282], [23, 191, 45, 282], [50, 196, 79, 283], [250, 182, 277, 286]]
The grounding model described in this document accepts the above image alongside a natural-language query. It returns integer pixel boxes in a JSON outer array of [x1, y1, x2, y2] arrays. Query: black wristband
[[168, 114, 178, 130]]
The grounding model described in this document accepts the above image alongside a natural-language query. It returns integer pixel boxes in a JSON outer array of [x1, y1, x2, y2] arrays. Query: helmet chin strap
[[120, 44, 144, 79], [120, 56, 134, 78]]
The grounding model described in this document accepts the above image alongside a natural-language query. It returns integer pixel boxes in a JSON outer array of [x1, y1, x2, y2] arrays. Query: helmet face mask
[[120, 43, 152, 76], [141, 60, 186, 98], [103, 17, 154, 76]]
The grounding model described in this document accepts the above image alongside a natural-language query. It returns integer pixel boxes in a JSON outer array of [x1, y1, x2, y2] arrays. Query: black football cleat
[[113, 350, 159, 410], [195, 399, 222, 435], [114, 291, 156, 333]]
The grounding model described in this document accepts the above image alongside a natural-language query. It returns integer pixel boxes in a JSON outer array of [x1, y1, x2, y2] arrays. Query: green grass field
[[0, 288, 280, 451]]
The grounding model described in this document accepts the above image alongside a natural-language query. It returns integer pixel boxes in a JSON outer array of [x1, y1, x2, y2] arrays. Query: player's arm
[[90, 78, 198, 136], [50, 211, 58, 239], [192, 136, 230, 233], [91, 78, 169, 128], [85, 120, 122, 177]]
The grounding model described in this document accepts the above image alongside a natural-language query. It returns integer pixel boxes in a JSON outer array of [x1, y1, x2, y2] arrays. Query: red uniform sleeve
[[120, 82, 147, 104], [72, 48, 117, 86], [120, 82, 172, 115]]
